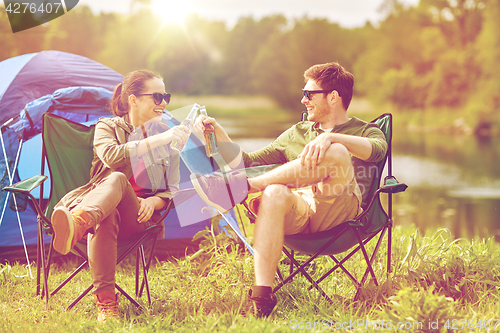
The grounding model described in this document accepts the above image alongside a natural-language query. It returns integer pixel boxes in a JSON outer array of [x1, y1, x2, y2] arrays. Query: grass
[[2, 221, 500, 332]]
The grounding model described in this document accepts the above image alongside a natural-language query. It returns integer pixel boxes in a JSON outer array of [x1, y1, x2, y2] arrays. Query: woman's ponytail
[[111, 83, 128, 117], [110, 70, 162, 117]]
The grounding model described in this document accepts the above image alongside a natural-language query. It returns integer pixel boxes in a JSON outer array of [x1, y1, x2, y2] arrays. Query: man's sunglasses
[[136, 92, 171, 105], [302, 89, 333, 101]]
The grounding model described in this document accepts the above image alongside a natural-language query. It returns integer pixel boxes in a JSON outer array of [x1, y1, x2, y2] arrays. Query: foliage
[[185, 212, 244, 275], [2, 0, 500, 130]]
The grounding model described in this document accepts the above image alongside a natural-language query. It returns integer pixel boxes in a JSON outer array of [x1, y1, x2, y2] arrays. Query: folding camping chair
[[241, 113, 407, 302], [3, 113, 185, 310]]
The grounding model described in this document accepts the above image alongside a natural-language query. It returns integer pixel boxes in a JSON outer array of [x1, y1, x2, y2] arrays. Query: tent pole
[[0, 132, 33, 279]]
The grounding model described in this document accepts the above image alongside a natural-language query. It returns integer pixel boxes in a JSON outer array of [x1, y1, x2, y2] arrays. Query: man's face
[[301, 79, 331, 123]]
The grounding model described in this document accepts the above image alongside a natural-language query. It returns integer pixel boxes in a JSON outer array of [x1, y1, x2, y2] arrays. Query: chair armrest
[[2, 175, 48, 195], [380, 176, 408, 194]]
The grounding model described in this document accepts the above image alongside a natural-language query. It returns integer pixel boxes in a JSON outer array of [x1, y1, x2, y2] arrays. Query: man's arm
[[194, 115, 243, 169], [328, 133, 372, 160], [299, 126, 387, 168], [300, 132, 381, 169]]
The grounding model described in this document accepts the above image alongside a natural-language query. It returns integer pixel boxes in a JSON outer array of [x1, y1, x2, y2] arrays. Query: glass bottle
[[170, 103, 200, 151], [200, 106, 218, 157]]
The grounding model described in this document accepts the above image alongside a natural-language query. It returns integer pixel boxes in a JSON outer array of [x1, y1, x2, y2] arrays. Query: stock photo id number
[[3, 0, 79, 32]]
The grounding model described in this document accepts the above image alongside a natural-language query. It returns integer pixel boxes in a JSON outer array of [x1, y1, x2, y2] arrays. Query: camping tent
[[0, 50, 123, 126], [0, 50, 124, 263], [0, 51, 246, 263]]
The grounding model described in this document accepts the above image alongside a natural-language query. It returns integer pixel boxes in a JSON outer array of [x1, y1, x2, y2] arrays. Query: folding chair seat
[[2, 113, 183, 310], [240, 113, 407, 302]]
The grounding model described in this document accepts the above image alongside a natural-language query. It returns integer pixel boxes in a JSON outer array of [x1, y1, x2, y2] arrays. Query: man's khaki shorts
[[282, 178, 362, 235]]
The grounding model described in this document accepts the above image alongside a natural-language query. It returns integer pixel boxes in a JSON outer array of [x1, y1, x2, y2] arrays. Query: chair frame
[[237, 113, 407, 302], [274, 182, 397, 302], [3, 113, 171, 311]]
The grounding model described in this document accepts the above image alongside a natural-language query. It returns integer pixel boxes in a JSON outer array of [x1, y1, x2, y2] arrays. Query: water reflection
[[392, 130, 500, 241], [225, 115, 500, 240]]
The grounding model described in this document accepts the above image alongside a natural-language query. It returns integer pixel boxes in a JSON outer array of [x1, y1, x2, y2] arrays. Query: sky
[[78, 0, 420, 28]]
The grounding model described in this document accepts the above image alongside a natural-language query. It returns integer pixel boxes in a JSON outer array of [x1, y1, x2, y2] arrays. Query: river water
[[218, 114, 500, 241]]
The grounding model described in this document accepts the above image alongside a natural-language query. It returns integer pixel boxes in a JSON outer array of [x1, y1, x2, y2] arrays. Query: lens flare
[[150, 0, 192, 26]]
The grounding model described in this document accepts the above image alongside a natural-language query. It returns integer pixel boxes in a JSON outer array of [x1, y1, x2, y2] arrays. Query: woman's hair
[[111, 70, 162, 117]]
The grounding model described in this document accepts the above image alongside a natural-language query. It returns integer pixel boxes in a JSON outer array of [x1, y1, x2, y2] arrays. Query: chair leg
[[273, 248, 303, 292], [66, 283, 93, 311], [115, 284, 145, 311], [274, 227, 348, 299], [274, 248, 333, 303], [36, 222, 42, 297], [138, 245, 152, 306], [315, 255, 361, 288], [139, 236, 158, 298], [313, 236, 378, 289], [52, 229, 161, 311], [275, 266, 284, 282], [355, 229, 379, 286], [45, 241, 54, 283], [135, 248, 140, 296], [44, 228, 162, 313], [44, 240, 56, 308], [51, 261, 88, 296], [387, 221, 392, 277], [39, 228, 49, 308], [353, 227, 388, 301]]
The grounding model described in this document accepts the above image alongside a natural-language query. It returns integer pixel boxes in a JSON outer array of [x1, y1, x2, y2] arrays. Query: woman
[[50, 70, 189, 322]]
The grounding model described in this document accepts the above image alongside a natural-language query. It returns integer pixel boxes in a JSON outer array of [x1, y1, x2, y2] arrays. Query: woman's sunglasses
[[136, 92, 171, 105]]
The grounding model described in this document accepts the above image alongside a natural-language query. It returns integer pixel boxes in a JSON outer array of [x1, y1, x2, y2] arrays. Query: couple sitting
[[50, 61, 387, 322]]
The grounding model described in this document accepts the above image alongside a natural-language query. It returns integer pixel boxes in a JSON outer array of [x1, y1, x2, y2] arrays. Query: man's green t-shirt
[[241, 117, 388, 205]]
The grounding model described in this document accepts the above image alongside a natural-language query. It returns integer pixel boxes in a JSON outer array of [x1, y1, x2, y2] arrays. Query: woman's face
[[132, 77, 168, 125]]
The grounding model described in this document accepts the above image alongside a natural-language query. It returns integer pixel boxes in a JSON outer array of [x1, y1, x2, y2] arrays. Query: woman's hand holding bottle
[[170, 103, 200, 151], [163, 125, 190, 149]]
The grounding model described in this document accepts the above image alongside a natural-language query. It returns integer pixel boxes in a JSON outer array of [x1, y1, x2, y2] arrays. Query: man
[[191, 62, 388, 317]]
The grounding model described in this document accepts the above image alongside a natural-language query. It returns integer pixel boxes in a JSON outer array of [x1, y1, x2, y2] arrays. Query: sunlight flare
[[150, 0, 193, 26]]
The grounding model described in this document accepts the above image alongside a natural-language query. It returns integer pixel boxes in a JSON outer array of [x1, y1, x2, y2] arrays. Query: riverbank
[[169, 95, 499, 137]]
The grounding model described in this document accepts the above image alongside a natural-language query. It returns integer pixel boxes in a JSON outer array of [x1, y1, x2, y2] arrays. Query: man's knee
[[324, 143, 350, 165], [260, 184, 293, 209], [322, 144, 355, 194], [321, 143, 352, 176]]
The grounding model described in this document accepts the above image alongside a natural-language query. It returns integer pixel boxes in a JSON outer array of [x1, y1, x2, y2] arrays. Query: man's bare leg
[[252, 143, 354, 287], [253, 184, 294, 286], [248, 143, 354, 196]]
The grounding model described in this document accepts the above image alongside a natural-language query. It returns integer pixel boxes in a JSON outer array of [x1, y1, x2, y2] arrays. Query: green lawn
[[2, 221, 500, 332]]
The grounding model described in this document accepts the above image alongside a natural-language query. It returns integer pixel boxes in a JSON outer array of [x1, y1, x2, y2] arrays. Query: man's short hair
[[304, 62, 354, 110]]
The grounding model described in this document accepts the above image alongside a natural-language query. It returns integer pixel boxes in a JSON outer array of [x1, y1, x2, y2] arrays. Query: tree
[[252, 17, 370, 109], [45, 5, 105, 60], [419, 0, 485, 48], [0, 8, 16, 61], [469, 0, 500, 128], [148, 14, 229, 94], [221, 15, 287, 95]]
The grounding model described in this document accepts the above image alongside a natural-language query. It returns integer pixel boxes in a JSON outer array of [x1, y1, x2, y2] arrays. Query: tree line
[[1, 0, 499, 127]]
